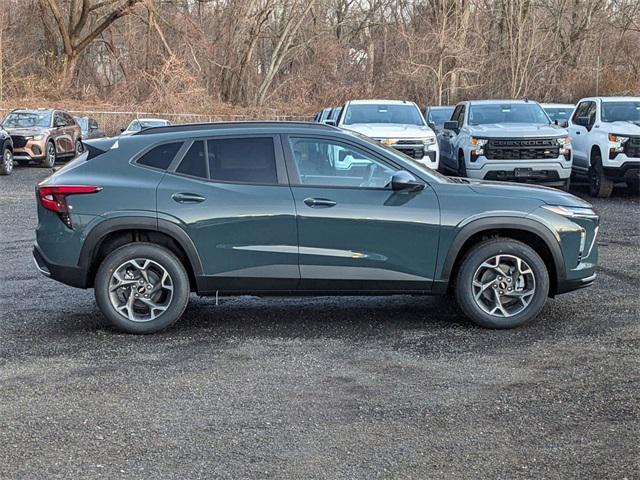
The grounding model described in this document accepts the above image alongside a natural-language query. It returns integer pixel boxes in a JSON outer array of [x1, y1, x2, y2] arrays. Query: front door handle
[[304, 197, 337, 208], [172, 192, 206, 204]]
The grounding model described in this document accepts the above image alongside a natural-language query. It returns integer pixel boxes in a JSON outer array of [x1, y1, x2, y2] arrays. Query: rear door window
[[137, 142, 183, 170], [176, 141, 207, 178], [207, 137, 277, 184]]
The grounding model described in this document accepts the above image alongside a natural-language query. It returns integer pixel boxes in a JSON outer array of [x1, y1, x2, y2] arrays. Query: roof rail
[[134, 120, 337, 136]]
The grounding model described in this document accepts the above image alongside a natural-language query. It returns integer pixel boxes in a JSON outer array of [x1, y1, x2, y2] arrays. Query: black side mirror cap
[[391, 170, 426, 192], [324, 119, 336, 126], [120, 128, 126, 132]]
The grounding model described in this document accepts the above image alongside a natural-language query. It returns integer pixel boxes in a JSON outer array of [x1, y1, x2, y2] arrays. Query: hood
[[601, 121, 640, 134], [4, 126, 50, 136], [344, 123, 435, 139], [465, 179, 592, 208], [469, 123, 566, 138]]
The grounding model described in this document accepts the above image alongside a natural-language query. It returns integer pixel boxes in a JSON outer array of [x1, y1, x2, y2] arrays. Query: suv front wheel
[[94, 243, 190, 334], [454, 238, 549, 329]]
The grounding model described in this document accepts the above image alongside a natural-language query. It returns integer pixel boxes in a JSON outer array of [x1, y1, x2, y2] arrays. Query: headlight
[[608, 134, 628, 144], [470, 137, 488, 146], [381, 138, 398, 146], [422, 137, 436, 146], [556, 136, 571, 145], [542, 205, 598, 218], [32, 135, 44, 141]]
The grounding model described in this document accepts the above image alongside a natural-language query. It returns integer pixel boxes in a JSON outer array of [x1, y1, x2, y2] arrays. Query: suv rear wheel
[[589, 151, 613, 198], [454, 238, 549, 329], [0, 145, 13, 175], [94, 243, 190, 334]]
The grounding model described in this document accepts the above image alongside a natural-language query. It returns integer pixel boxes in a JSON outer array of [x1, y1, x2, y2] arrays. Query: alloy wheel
[[108, 258, 174, 323], [46, 143, 56, 167], [3, 149, 13, 174], [472, 254, 536, 317]]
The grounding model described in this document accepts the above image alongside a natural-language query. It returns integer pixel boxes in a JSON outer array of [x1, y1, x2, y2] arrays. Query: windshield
[[544, 107, 573, 122], [428, 107, 454, 125], [127, 119, 168, 131], [601, 102, 640, 123], [343, 104, 425, 126], [3, 111, 52, 128], [468, 103, 550, 126]]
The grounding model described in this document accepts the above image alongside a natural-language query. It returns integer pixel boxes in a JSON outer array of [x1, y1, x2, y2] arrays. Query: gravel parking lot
[[1, 167, 638, 479]]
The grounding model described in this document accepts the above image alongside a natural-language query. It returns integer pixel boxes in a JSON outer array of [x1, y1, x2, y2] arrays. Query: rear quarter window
[[137, 142, 183, 170]]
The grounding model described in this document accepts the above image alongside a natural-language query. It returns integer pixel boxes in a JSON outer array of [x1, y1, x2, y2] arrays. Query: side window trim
[[167, 134, 288, 186], [281, 133, 400, 189]]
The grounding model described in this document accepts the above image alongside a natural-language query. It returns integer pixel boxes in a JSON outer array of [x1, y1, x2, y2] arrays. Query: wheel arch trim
[[78, 216, 204, 277], [438, 216, 565, 285]]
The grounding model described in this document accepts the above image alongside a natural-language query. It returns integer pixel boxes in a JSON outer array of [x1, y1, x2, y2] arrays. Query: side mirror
[[427, 121, 436, 129], [391, 170, 425, 192], [120, 127, 126, 132], [324, 119, 336, 126], [555, 119, 568, 128], [444, 121, 459, 133]]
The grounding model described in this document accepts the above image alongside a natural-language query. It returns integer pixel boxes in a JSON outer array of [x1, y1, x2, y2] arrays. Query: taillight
[[37, 185, 102, 228]]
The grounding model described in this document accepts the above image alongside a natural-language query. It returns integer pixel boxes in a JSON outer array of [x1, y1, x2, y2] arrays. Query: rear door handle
[[172, 192, 206, 204], [304, 197, 337, 208]]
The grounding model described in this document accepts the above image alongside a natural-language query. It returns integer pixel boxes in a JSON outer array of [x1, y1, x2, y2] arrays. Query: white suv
[[569, 96, 640, 197], [335, 100, 439, 170]]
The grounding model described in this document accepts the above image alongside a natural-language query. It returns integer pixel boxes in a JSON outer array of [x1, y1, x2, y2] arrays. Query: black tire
[[94, 243, 190, 334], [0, 146, 13, 175], [457, 150, 467, 177], [41, 141, 56, 168], [626, 176, 639, 194], [559, 178, 571, 192], [75, 139, 84, 156], [454, 238, 549, 329], [588, 151, 613, 198]]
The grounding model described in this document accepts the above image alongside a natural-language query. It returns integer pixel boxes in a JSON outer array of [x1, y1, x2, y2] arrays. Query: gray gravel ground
[[0, 167, 639, 480]]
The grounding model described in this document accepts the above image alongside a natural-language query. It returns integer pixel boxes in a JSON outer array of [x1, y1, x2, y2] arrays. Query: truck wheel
[[0, 146, 13, 175], [94, 243, 190, 334], [559, 178, 571, 192], [588, 153, 613, 198], [41, 141, 56, 168], [454, 238, 549, 329], [626, 177, 639, 194], [75, 139, 84, 156], [457, 151, 467, 177]]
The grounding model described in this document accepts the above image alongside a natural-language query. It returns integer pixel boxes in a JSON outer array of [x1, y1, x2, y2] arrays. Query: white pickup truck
[[334, 99, 439, 170], [437, 100, 572, 189], [568, 96, 640, 197]]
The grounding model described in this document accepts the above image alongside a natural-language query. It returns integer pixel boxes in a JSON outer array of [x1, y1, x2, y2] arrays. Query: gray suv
[[34, 122, 598, 334]]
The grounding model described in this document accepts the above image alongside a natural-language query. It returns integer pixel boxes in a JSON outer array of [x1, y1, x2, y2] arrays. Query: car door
[[283, 134, 440, 292], [569, 101, 594, 169], [155, 135, 299, 293], [62, 112, 79, 152]]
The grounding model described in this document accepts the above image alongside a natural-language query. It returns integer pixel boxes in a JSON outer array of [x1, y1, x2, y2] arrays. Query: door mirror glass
[[390, 170, 425, 192], [555, 119, 568, 128], [444, 121, 459, 132]]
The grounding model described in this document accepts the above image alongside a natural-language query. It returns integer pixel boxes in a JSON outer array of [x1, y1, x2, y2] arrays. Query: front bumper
[[466, 156, 572, 184], [13, 138, 47, 161], [603, 160, 640, 182]]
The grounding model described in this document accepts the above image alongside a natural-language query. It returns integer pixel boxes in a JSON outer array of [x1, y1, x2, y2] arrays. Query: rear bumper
[[33, 245, 88, 288]]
